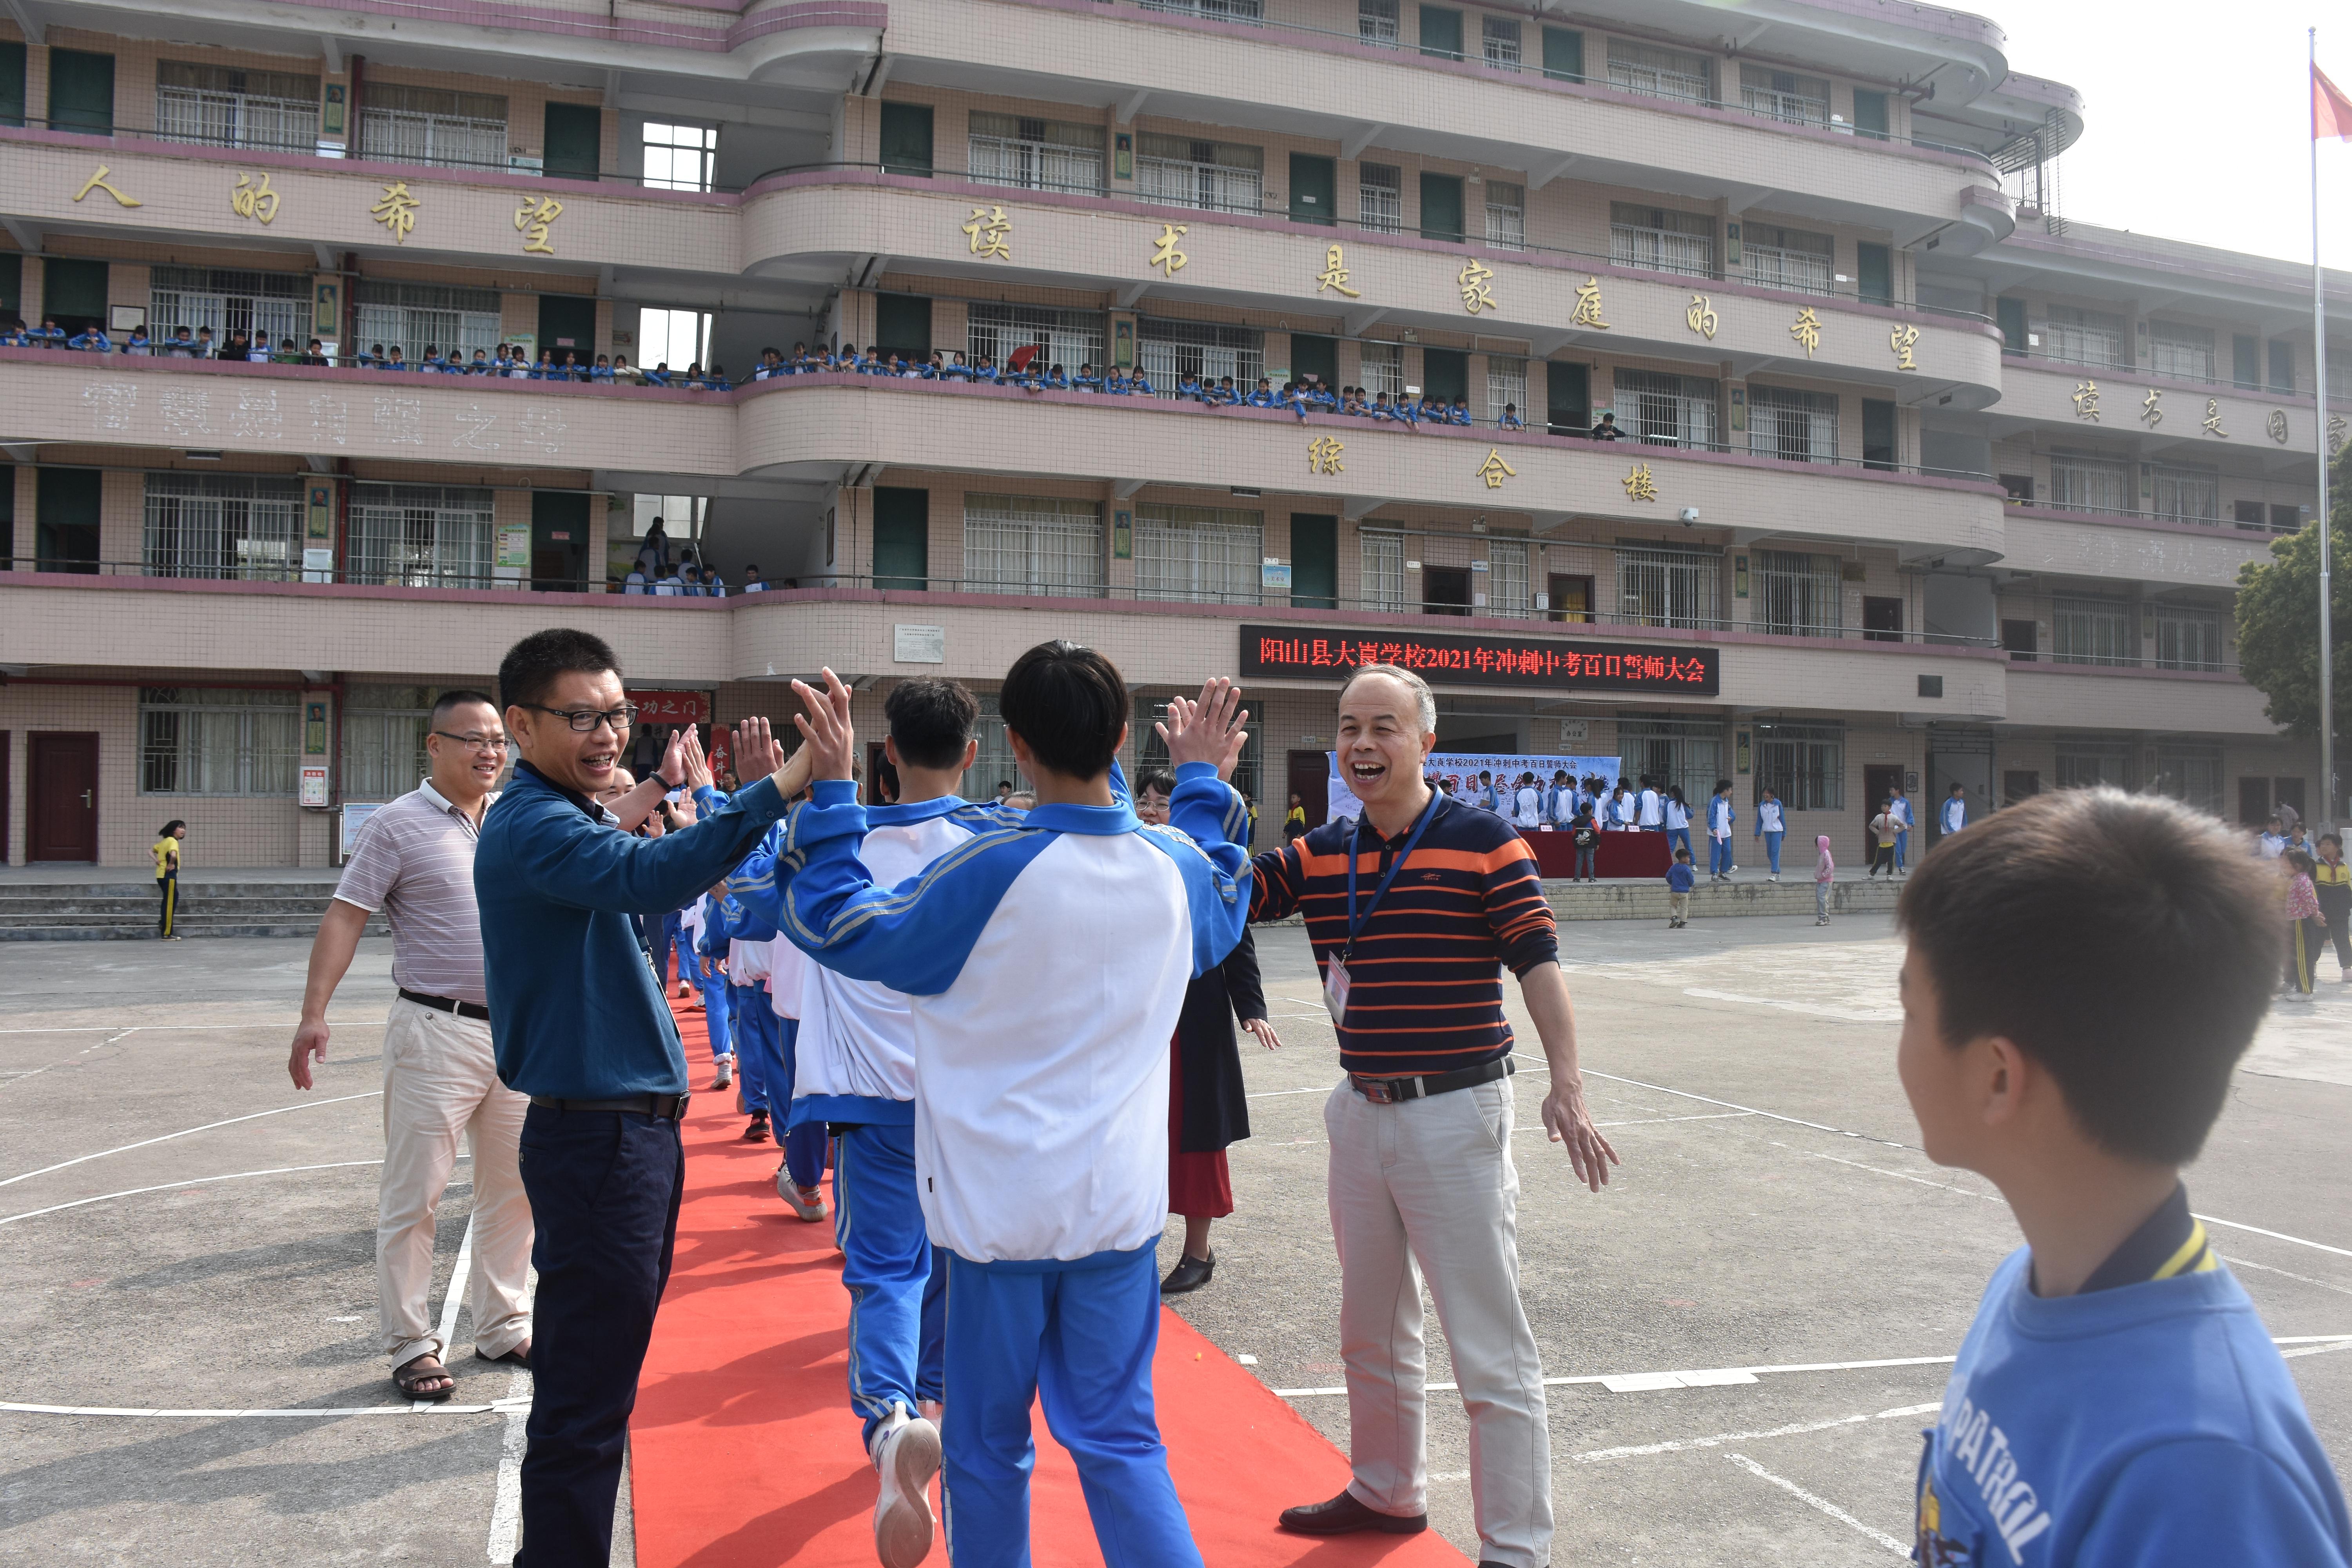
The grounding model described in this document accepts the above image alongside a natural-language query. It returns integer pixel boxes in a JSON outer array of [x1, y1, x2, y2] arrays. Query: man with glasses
[[287, 689, 535, 1403]]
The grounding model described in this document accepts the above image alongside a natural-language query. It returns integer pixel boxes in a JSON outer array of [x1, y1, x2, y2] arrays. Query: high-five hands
[[790, 669, 858, 782], [677, 724, 713, 790], [732, 717, 785, 782], [1159, 677, 1249, 780]]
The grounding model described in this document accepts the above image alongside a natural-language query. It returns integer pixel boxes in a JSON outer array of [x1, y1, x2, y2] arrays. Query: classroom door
[[1289, 514, 1337, 610], [1287, 750, 1331, 833], [543, 102, 601, 179], [1861, 764, 1903, 863], [530, 491, 588, 590], [47, 48, 113, 134], [1289, 154, 1336, 225], [28, 732, 98, 862], [1423, 565, 1471, 615], [537, 295, 598, 361]]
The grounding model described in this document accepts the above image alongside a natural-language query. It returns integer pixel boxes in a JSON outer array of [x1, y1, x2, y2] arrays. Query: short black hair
[[1136, 769, 1178, 799], [158, 819, 185, 836], [1897, 788, 2278, 1165], [499, 628, 620, 713], [430, 689, 497, 725], [884, 677, 980, 770], [1673, 847, 1691, 860], [999, 641, 1127, 780]]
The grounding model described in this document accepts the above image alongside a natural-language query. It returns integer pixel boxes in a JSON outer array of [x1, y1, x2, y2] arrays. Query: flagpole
[[2317, 27, 2337, 831]]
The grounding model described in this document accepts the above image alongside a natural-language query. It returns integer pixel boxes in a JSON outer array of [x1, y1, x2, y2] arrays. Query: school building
[[0, 0, 2341, 867]]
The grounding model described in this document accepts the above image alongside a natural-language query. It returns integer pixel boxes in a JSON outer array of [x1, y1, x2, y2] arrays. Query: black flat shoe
[[1159, 1250, 1215, 1295], [1276, 1490, 1427, 1536], [743, 1114, 770, 1143]]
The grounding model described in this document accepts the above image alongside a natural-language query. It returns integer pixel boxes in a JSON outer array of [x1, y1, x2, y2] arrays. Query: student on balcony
[[1499, 403, 1525, 430], [68, 323, 113, 352]]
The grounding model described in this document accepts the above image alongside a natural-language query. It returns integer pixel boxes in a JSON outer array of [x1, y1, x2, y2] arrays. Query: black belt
[[399, 988, 491, 1022], [529, 1093, 690, 1121], [1348, 1055, 1514, 1105]]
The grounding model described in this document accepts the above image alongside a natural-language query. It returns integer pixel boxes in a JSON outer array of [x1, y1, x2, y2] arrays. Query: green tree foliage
[[2235, 448, 2352, 740]]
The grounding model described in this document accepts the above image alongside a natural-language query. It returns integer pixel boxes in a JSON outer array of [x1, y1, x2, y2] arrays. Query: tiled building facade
[[0, 0, 2339, 867]]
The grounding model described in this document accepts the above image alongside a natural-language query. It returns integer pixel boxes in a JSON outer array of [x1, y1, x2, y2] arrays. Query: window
[[150, 266, 308, 348], [2153, 742, 2225, 815], [1136, 132, 1263, 215], [354, 280, 502, 360], [155, 60, 318, 152], [1613, 368, 1719, 450], [1486, 538, 1530, 617], [967, 302, 1107, 377], [2054, 736, 2134, 791], [1607, 40, 1710, 104], [2047, 449, 2131, 515], [1483, 181, 1525, 250], [1754, 720, 1842, 810], [1139, 0, 1262, 20], [638, 307, 711, 373], [1134, 504, 1261, 604], [1741, 223, 1832, 295], [2053, 596, 2135, 667], [2001, 618, 2038, 661], [641, 122, 717, 192], [1361, 532, 1406, 610], [962, 494, 1103, 596], [2155, 603, 2225, 671], [1358, 163, 1402, 232], [2045, 305, 2124, 368], [1619, 715, 1722, 808], [1358, 341, 1403, 400], [1358, 0, 1399, 43], [1748, 385, 1837, 463], [1738, 65, 1828, 126], [1481, 16, 1521, 70], [1134, 694, 1262, 803], [1755, 550, 1842, 635], [360, 83, 507, 170], [968, 112, 1104, 196], [143, 473, 303, 581], [1610, 203, 1714, 279], [1616, 544, 1717, 629], [1485, 354, 1525, 424], [341, 684, 442, 801], [140, 687, 301, 796], [2148, 321, 2216, 382], [1138, 316, 1260, 394], [347, 483, 496, 589], [2149, 462, 2220, 524]]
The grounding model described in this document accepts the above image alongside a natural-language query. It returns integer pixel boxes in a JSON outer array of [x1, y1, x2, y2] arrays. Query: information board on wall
[[1241, 626, 1719, 696]]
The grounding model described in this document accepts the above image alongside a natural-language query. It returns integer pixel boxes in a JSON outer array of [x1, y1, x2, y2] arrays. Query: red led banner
[[625, 689, 713, 725], [1240, 626, 1719, 696]]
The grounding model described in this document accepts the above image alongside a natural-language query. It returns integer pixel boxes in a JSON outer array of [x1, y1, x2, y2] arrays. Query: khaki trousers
[[379, 996, 534, 1367], [1324, 1074, 1552, 1568]]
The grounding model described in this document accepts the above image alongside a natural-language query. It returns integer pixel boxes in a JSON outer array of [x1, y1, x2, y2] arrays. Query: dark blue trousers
[[515, 1104, 684, 1567]]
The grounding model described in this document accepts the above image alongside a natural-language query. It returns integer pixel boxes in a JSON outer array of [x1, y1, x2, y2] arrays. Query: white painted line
[[0, 1091, 385, 1189], [2223, 1257, 2352, 1298], [1799, 1149, 1998, 1202], [1599, 1372, 1690, 1393], [0, 1020, 388, 1035], [424, 1215, 478, 1407], [486, 1368, 530, 1562], [0, 1160, 388, 1226], [1578, 1412, 1870, 1461], [2281, 1340, 2352, 1361], [0, 1399, 524, 1418], [1272, 1354, 1961, 1399], [2195, 1214, 2352, 1261], [1245, 1087, 1333, 1100], [1727, 1453, 1909, 1556]]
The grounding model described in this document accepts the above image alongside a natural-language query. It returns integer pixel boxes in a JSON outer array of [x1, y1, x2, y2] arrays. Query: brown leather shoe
[[1277, 1490, 1428, 1536]]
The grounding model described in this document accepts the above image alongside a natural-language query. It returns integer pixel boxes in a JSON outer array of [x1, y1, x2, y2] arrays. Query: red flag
[[2318, 64, 2352, 140]]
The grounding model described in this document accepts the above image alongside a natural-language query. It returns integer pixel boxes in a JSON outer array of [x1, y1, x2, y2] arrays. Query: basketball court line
[[0, 1090, 384, 1188], [0, 1158, 394, 1225], [1727, 1453, 1910, 1557]]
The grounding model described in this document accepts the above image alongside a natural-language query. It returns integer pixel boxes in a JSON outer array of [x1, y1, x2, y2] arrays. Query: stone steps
[[0, 883, 385, 941], [1543, 874, 1906, 921]]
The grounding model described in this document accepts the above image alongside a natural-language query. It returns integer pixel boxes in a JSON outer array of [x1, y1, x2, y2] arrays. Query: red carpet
[[629, 998, 1470, 1567]]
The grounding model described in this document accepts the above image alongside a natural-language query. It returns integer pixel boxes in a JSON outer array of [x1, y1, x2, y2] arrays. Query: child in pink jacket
[[1813, 834, 1834, 925]]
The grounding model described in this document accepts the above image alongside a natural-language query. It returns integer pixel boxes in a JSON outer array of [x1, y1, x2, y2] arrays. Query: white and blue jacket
[[740, 762, 1250, 1267]]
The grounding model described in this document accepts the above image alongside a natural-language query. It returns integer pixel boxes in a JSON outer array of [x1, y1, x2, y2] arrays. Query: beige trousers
[[378, 996, 534, 1367], [1324, 1074, 1552, 1568]]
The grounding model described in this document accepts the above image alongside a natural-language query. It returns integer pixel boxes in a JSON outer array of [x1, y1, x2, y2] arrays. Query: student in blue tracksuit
[[1706, 779, 1736, 880], [691, 886, 746, 1098], [756, 650, 1251, 1568], [703, 889, 779, 1141]]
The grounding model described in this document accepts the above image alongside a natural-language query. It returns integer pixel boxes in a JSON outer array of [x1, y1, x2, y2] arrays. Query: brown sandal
[[394, 1352, 455, 1402]]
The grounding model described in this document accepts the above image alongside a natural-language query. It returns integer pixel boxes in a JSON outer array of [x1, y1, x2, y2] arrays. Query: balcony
[[1995, 357, 2326, 452], [2002, 660, 2270, 734], [2002, 507, 2274, 590]]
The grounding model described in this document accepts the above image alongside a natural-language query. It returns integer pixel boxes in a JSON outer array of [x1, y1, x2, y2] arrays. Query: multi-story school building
[[0, 0, 2341, 867]]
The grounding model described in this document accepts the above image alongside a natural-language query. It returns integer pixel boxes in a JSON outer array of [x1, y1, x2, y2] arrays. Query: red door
[[29, 733, 100, 862]]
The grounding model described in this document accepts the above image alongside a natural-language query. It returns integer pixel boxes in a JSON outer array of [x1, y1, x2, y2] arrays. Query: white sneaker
[[871, 1401, 942, 1567], [1769, 874, 1779, 882], [778, 1165, 830, 1221], [712, 1054, 735, 1090]]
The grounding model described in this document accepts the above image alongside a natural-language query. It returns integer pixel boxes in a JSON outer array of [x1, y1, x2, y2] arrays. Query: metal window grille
[[1483, 181, 1525, 249], [1357, 0, 1399, 43], [1609, 203, 1715, 278], [642, 122, 717, 192], [1360, 532, 1406, 610], [348, 483, 497, 589], [1481, 16, 1521, 69], [1139, 0, 1262, 21], [2155, 605, 2225, 671], [1753, 720, 1843, 810], [1136, 133, 1264, 216], [962, 495, 1105, 596], [1486, 538, 1530, 617], [155, 62, 319, 152], [967, 113, 1105, 196], [966, 303, 1107, 377], [2153, 742, 2225, 814], [150, 266, 310, 347], [1616, 544, 1719, 629], [359, 84, 508, 171], [2054, 736, 2135, 790], [1358, 163, 1402, 232], [1358, 341, 1403, 400], [1485, 355, 1526, 423], [2053, 596, 2136, 666], [2044, 305, 2125, 368], [2147, 322, 2216, 381], [1138, 317, 1262, 396], [139, 687, 302, 796], [353, 281, 503, 359], [2150, 464, 2220, 524], [1741, 223, 1832, 294], [1748, 385, 1838, 464], [1619, 715, 1724, 808], [1606, 40, 1710, 104], [143, 472, 304, 581], [1737, 65, 1829, 126], [1134, 504, 1262, 604], [2048, 449, 2132, 515], [960, 693, 1030, 799], [340, 684, 447, 801], [1755, 549, 1843, 635], [1613, 368, 1719, 449]]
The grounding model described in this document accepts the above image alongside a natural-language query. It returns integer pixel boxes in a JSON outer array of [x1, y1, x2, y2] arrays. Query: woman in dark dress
[[1136, 772, 1284, 1294]]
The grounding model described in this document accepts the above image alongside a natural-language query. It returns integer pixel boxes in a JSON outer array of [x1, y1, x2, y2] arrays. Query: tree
[[2235, 448, 2352, 742]]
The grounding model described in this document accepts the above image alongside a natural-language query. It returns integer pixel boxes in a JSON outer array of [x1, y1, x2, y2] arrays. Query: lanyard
[[1345, 791, 1441, 962]]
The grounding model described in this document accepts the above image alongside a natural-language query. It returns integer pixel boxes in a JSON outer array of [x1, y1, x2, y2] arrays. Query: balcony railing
[[152, 88, 319, 154]]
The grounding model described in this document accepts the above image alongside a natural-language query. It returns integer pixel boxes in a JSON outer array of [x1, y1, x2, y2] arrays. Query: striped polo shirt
[[332, 779, 492, 1007], [1250, 790, 1557, 1076]]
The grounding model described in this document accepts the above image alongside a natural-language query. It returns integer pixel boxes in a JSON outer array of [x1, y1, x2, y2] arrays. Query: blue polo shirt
[[475, 760, 788, 1098]]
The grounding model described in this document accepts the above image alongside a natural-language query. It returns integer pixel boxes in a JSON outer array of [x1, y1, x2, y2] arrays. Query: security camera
[[1677, 506, 1700, 525]]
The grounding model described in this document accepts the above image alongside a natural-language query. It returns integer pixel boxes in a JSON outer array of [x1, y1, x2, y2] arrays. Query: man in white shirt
[[1940, 782, 1968, 837], [1637, 777, 1664, 832]]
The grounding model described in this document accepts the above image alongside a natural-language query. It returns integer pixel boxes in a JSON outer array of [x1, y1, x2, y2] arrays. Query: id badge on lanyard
[[1325, 794, 1439, 1028]]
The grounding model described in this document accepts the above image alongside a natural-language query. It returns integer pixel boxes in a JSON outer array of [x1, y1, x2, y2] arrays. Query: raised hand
[[677, 724, 713, 790], [660, 728, 688, 788], [789, 668, 857, 781], [733, 716, 784, 781], [1158, 677, 1249, 778]]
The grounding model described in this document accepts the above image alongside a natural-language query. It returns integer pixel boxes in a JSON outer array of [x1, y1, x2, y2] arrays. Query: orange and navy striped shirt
[[1249, 791, 1557, 1077]]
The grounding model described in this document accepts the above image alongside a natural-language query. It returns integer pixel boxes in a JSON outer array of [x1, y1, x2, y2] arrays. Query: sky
[[1989, 4, 2350, 271]]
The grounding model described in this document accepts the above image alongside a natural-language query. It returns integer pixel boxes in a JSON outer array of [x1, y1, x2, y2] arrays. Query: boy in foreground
[[1896, 788, 2349, 1567]]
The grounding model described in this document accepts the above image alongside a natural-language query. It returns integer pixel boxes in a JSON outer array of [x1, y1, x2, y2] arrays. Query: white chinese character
[[82, 382, 137, 431], [230, 389, 281, 439], [308, 394, 348, 446], [513, 405, 568, 455], [374, 396, 424, 446], [452, 403, 501, 453], [159, 387, 212, 440]]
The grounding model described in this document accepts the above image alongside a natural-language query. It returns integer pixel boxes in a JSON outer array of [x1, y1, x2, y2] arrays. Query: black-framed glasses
[[522, 703, 637, 733], [431, 730, 511, 753]]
